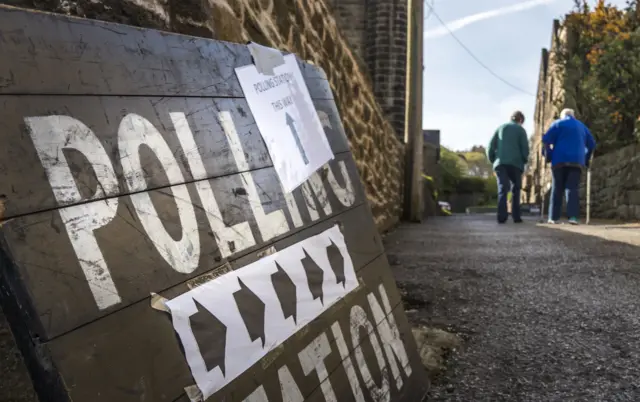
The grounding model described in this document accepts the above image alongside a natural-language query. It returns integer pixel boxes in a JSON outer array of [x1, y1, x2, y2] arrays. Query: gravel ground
[[384, 214, 640, 402]]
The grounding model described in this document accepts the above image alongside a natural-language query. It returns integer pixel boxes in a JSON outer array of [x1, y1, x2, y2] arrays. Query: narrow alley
[[385, 215, 640, 401]]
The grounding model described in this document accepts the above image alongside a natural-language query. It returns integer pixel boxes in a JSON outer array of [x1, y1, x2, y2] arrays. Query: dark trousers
[[550, 166, 582, 221], [495, 165, 522, 223]]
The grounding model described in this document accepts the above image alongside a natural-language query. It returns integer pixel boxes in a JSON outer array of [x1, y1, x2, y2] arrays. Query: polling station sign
[[235, 52, 335, 193], [0, 6, 428, 402]]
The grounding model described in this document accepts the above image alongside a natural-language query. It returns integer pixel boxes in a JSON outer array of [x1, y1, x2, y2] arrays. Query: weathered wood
[[2, 152, 364, 340], [302, 289, 428, 402], [0, 305, 38, 402], [206, 257, 427, 402], [0, 9, 427, 402], [0, 6, 332, 100], [45, 205, 386, 402], [0, 96, 348, 219]]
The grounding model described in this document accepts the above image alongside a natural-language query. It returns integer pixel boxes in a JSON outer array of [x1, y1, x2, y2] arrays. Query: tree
[[440, 147, 465, 194], [470, 145, 486, 154], [557, 0, 640, 154], [460, 150, 493, 178]]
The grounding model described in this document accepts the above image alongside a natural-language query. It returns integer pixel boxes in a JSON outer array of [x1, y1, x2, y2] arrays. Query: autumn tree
[[556, 0, 640, 154]]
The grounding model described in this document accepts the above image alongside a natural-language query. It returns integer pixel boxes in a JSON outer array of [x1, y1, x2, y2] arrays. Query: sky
[[423, 0, 629, 151]]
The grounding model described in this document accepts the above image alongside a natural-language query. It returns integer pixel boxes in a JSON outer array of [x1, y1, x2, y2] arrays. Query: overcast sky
[[422, 0, 629, 151]]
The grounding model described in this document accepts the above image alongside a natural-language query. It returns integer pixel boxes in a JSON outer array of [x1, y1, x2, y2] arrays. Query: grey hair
[[560, 108, 575, 118]]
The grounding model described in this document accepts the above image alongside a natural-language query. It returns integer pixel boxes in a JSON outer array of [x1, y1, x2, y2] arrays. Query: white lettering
[[118, 113, 200, 274], [244, 385, 269, 402], [307, 172, 333, 216], [298, 333, 337, 402], [287, 161, 353, 224], [278, 365, 304, 402], [367, 285, 412, 389], [331, 322, 365, 402], [284, 192, 304, 228], [25, 116, 121, 309], [218, 111, 290, 242], [301, 183, 320, 221], [326, 161, 355, 207], [170, 112, 256, 257], [350, 305, 390, 402]]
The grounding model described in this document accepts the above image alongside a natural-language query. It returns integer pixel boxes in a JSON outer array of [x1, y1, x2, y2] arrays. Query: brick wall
[[326, 0, 367, 58], [327, 0, 409, 142]]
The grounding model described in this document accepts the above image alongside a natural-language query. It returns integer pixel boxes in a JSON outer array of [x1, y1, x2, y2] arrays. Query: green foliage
[[438, 146, 497, 206], [557, 0, 640, 154], [483, 175, 498, 205], [460, 150, 493, 178], [456, 177, 487, 194], [440, 147, 466, 194]]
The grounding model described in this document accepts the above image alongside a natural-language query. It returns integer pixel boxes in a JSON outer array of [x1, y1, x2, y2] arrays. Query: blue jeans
[[495, 165, 522, 223], [550, 166, 582, 221]]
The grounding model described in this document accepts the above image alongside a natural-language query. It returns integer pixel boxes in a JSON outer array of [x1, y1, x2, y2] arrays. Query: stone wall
[[1, 0, 406, 231], [579, 144, 640, 220], [522, 19, 572, 205]]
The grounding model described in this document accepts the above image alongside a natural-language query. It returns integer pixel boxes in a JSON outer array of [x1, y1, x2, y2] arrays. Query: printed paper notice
[[165, 225, 357, 399], [235, 54, 334, 193]]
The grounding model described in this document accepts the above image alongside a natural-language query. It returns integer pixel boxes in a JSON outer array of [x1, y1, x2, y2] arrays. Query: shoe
[[513, 219, 523, 223], [568, 217, 579, 225], [547, 219, 557, 224]]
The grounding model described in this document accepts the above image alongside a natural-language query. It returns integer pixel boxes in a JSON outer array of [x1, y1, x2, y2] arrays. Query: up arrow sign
[[285, 112, 309, 165]]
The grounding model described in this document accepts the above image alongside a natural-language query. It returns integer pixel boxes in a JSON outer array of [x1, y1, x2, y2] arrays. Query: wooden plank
[[0, 96, 348, 219], [45, 205, 390, 402], [0, 6, 332, 99], [302, 286, 428, 402], [0, 305, 38, 402], [205, 256, 427, 402], [0, 10, 428, 402], [1, 152, 364, 340]]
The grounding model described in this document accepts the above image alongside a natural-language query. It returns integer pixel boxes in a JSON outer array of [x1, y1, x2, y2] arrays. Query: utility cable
[[424, 3, 535, 97]]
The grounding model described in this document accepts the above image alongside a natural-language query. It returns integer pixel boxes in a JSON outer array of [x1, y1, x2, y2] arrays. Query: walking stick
[[586, 155, 593, 225], [538, 158, 551, 223], [539, 185, 545, 222]]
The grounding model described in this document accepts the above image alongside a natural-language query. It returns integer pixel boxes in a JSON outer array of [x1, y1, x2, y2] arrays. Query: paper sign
[[247, 42, 285, 75], [165, 225, 358, 399], [235, 54, 334, 193]]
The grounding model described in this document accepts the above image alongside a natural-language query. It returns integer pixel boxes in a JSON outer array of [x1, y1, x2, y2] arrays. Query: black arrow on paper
[[271, 262, 298, 323], [301, 248, 324, 305], [189, 300, 228, 375], [285, 112, 309, 165], [233, 278, 266, 347], [326, 240, 346, 287]]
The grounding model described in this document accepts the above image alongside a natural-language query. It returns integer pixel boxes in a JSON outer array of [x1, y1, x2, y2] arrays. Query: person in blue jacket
[[542, 108, 596, 224]]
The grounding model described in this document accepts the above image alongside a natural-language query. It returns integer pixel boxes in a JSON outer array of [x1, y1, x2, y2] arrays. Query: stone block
[[628, 190, 640, 205], [616, 204, 630, 220]]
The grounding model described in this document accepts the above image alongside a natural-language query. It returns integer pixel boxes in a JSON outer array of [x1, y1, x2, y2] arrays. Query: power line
[[424, 0, 435, 21], [424, 3, 535, 97]]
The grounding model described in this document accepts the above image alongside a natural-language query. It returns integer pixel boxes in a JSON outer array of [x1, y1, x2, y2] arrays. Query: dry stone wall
[[1, 0, 405, 231], [579, 144, 640, 220]]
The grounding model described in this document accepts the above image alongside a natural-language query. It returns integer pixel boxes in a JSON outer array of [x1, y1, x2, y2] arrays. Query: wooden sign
[[0, 6, 427, 402]]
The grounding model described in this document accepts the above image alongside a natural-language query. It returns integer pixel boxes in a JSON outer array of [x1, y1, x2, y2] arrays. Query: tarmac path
[[384, 215, 640, 401]]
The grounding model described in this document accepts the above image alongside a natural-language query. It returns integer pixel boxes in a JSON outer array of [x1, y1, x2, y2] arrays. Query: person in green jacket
[[486, 111, 530, 224]]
